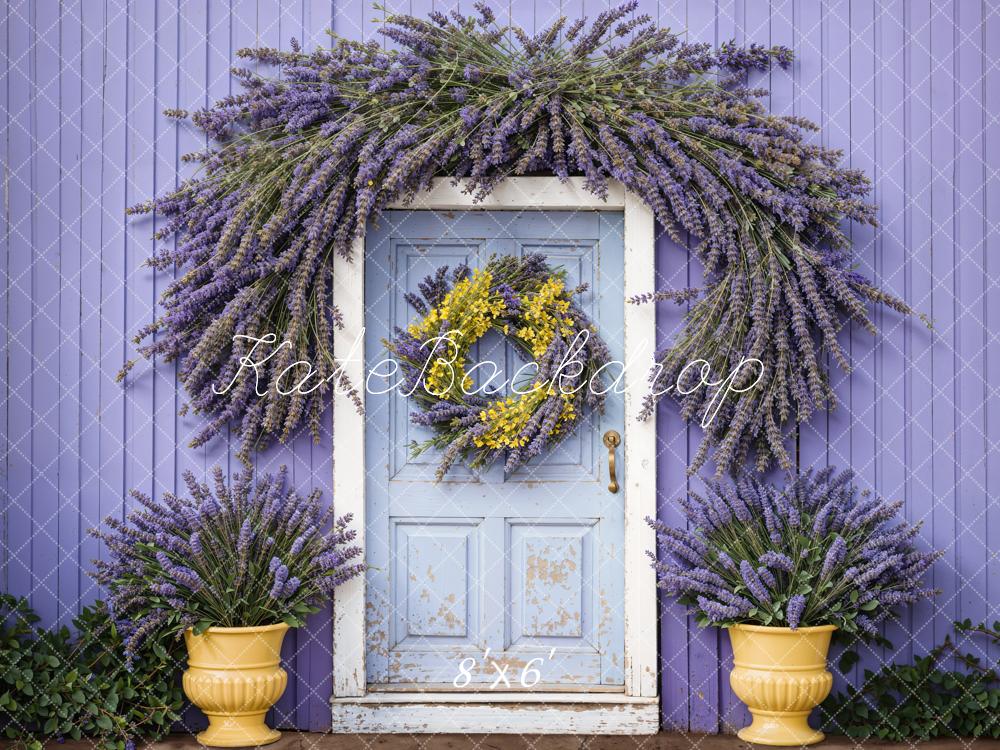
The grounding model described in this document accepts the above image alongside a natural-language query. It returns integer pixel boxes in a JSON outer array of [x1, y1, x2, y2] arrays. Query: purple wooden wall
[[2, 0, 997, 734]]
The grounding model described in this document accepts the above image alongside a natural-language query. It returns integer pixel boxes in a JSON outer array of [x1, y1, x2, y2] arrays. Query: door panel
[[364, 210, 625, 689]]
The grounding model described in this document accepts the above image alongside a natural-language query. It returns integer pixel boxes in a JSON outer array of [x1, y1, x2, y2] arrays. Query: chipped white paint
[[331, 177, 658, 733], [330, 694, 660, 734], [331, 235, 367, 698], [622, 192, 659, 698], [399, 176, 626, 211]]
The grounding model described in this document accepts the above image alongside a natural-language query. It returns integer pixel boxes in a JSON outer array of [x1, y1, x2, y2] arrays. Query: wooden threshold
[[329, 694, 659, 734], [367, 683, 626, 693]]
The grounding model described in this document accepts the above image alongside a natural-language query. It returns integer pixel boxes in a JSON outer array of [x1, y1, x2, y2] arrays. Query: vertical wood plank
[[0, 0, 8, 593], [683, 0, 720, 734], [77, 0, 108, 607], [984, 0, 1000, 672], [928, 0, 959, 659], [229, 0, 255, 489], [6, 0, 35, 605], [31, 0, 64, 626], [304, 0, 334, 51], [654, 245, 694, 729], [334, 0, 367, 42], [507, 0, 535, 37], [715, 0, 744, 732], [57, 0, 84, 625], [303, 0, 337, 728], [877, 0, 912, 667], [174, 0, 207, 489], [98, 0, 128, 615], [250, 0, 300, 728], [203, 0, 233, 482], [768, 0, 794, 118], [151, 0, 180, 516], [534, 0, 563, 36], [823, 0, 854, 693], [126, 0, 158, 546], [953, 0, 987, 656], [795, 0, 827, 472], [904, 0, 937, 662], [378, 0, 408, 51], [848, 0, 880, 680], [279, 0, 326, 729], [654, 0, 691, 732], [174, 2, 210, 733]]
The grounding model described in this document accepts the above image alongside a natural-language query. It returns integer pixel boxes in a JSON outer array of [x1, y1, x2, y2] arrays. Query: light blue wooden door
[[364, 210, 625, 689]]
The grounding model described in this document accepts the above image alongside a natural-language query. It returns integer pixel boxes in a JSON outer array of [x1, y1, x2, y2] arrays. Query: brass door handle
[[603, 430, 621, 494]]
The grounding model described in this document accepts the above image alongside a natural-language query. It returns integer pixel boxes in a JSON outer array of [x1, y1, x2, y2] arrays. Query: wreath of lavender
[[384, 254, 611, 481], [123, 2, 916, 474]]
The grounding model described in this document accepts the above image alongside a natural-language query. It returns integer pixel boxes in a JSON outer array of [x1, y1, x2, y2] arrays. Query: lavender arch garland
[[122, 2, 918, 475]]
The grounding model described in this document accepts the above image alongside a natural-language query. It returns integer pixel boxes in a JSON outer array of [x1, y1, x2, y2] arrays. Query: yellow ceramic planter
[[183, 623, 289, 747], [727, 623, 836, 746]]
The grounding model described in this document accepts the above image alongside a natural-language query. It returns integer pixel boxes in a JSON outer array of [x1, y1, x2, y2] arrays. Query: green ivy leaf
[[838, 650, 860, 674], [0, 596, 184, 747]]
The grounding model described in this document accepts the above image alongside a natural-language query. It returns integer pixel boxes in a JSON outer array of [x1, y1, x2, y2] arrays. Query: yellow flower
[[404, 266, 583, 451], [551, 393, 578, 435], [407, 268, 514, 402], [472, 388, 548, 450], [513, 276, 576, 357]]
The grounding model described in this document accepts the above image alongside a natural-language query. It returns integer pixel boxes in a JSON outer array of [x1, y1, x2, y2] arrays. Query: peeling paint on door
[[364, 211, 626, 688]]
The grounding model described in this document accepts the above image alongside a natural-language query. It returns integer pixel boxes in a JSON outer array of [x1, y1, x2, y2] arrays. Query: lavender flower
[[759, 551, 794, 573], [786, 594, 806, 629], [122, 4, 910, 480], [821, 536, 847, 579], [762, 567, 782, 590], [649, 467, 939, 637], [238, 518, 252, 552], [89, 467, 364, 658], [270, 564, 290, 599], [717, 40, 792, 71], [740, 560, 772, 604], [763, 506, 782, 544], [716, 550, 737, 572], [697, 595, 744, 621]]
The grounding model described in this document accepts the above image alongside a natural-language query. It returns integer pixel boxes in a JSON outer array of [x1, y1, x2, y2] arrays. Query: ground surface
[[10, 734, 1000, 750]]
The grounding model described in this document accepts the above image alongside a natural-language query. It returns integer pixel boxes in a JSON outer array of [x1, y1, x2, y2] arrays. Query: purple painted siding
[[1, 0, 996, 733]]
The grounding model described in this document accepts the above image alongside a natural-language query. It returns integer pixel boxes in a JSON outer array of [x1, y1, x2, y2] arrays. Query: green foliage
[[822, 619, 1000, 740], [0, 593, 186, 750]]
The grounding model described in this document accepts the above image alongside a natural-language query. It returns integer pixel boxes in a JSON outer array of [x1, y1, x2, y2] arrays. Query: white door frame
[[330, 177, 659, 733]]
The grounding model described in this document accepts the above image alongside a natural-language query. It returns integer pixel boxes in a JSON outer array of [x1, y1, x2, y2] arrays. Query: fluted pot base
[[727, 624, 835, 747], [738, 710, 825, 746], [197, 714, 280, 748], [183, 623, 289, 748]]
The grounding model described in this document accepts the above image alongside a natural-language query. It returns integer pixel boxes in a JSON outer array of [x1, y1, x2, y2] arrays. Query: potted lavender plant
[[91, 467, 363, 748], [650, 468, 940, 746]]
